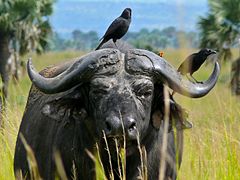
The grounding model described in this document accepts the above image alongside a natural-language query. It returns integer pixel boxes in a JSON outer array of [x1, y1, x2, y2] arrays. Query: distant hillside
[[50, 1, 208, 38]]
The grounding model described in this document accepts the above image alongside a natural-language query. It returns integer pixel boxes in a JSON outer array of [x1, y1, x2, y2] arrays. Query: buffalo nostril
[[105, 116, 122, 136], [128, 122, 136, 132], [126, 118, 137, 140]]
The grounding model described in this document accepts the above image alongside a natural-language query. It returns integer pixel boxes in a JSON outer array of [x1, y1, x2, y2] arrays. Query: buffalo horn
[[27, 49, 121, 94], [126, 49, 220, 98]]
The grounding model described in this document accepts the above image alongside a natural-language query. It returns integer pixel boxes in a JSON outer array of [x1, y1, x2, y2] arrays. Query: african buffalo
[[14, 41, 220, 179]]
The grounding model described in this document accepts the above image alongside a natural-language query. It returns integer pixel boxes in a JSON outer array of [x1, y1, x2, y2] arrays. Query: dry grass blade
[[159, 86, 170, 180], [71, 161, 77, 180], [137, 131, 147, 180], [20, 133, 42, 180], [118, 110, 126, 180], [95, 143, 106, 175], [0, 95, 3, 130], [0, 132, 16, 179], [14, 170, 23, 180], [102, 131, 114, 180], [142, 147, 147, 180], [53, 149, 68, 180], [114, 139, 123, 180], [175, 129, 183, 169], [86, 146, 107, 180]]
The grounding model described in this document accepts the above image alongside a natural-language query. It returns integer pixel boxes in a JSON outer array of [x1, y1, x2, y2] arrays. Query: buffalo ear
[[151, 110, 163, 129], [41, 86, 88, 122]]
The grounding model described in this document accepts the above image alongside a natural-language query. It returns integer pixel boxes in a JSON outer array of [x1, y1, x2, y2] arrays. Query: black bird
[[178, 48, 217, 83], [95, 8, 131, 50]]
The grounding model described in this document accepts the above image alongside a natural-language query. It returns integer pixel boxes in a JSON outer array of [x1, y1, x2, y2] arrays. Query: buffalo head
[[28, 48, 219, 134]]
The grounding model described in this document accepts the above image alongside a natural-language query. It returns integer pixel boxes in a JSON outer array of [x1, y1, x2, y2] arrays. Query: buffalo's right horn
[[126, 49, 220, 98], [27, 49, 121, 94]]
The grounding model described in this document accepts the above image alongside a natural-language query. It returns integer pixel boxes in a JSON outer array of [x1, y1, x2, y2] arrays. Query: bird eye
[[205, 49, 211, 55]]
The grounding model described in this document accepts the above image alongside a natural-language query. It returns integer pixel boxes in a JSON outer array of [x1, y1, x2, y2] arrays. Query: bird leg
[[190, 75, 203, 84], [113, 39, 118, 48], [186, 75, 196, 83], [186, 74, 202, 84]]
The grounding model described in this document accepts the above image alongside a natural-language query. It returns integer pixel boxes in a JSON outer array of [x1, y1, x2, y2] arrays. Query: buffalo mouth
[[125, 140, 138, 156], [100, 136, 139, 157]]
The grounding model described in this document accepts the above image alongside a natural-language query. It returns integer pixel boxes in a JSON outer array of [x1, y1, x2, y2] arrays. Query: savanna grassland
[[0, 49, 240, 180]]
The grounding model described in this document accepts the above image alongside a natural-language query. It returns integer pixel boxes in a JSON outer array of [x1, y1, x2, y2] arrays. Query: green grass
[[1, 49, 240, 179]]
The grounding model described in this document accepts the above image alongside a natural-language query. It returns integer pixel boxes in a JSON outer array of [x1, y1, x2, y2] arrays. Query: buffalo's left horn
[[126, 49, 220, 98], [27, 49, 121, 94]]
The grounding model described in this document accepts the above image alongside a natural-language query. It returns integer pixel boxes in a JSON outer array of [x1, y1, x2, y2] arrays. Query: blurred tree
[[72, 30, 84, 50], [86, 30, 99, 49], [198, 0, 240, 62], [161, 26, 176, 38], [71, 30, 98, 50], [48, 32, 69, 51], [0, 0, 53, 101], [49, 27, 198, 51], [125, 27, 198, 50], [48, 30, 99, 51]]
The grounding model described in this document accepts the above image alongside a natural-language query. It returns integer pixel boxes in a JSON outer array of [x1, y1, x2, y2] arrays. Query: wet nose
[[105, 116, 122, 136], [104, 116, 137, 140], [125, 117, 137, 140]]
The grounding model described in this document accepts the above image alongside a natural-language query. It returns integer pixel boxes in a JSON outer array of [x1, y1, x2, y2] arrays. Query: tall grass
[[0, 49, 240, 179]]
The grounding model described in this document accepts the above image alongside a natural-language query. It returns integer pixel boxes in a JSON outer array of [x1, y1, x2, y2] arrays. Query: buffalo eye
[[134, 85, 153, 99], [206, 49, 212, 55], [136, 89, 152, 98], [132, 79, 153, 99]]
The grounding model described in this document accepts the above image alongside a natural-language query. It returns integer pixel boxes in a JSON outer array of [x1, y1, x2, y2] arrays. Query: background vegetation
[[47, 27, 198, 52], [0, 0, 54, 100]]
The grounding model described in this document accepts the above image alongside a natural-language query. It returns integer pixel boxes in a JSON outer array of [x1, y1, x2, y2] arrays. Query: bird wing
[[184, 54, 195, 64], [101, 17, 124, 39], [177, 54, 196, 73], [96, 18, 123, 50]]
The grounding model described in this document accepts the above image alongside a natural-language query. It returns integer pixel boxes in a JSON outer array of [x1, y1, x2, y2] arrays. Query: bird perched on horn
[[177, 48, 217, 83], [95, 8, 131, 50]]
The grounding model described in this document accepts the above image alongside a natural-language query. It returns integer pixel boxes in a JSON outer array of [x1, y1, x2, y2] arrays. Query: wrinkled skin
[[89, 74, 155, 179], [89, 75, 153, 141]]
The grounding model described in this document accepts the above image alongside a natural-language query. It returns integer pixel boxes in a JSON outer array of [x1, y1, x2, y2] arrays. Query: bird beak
[[208, 50, 218, 63], [211, 50, 217, 54]]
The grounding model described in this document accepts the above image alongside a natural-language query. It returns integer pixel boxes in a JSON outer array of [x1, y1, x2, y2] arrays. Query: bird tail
[[95, 39, 106, 50]]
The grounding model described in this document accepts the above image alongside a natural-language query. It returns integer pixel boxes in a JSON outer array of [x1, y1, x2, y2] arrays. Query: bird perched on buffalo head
[[95, 8, 131, 50], [177, 48, 217, 83]]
